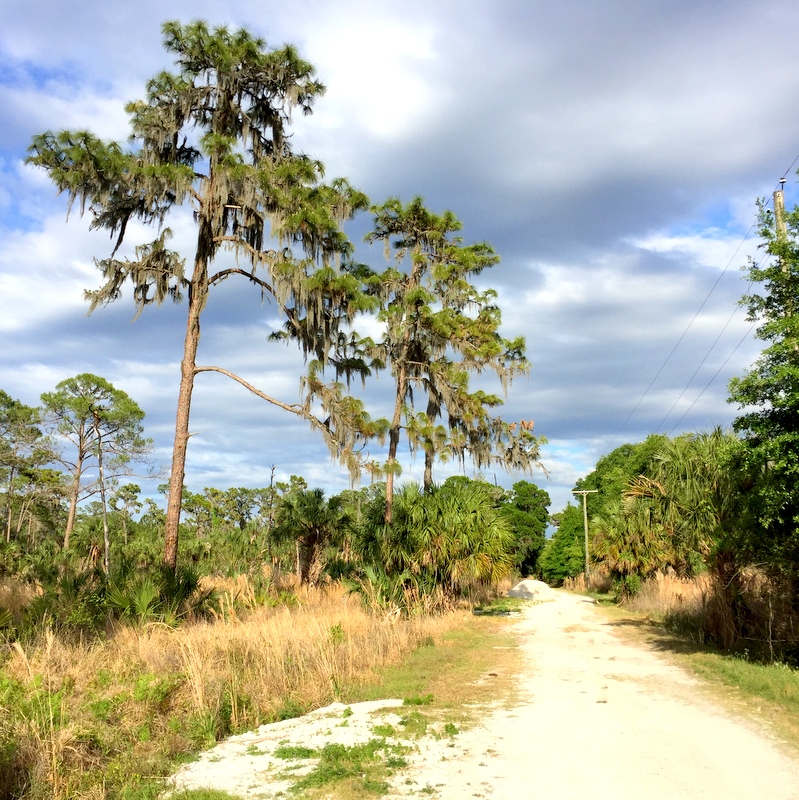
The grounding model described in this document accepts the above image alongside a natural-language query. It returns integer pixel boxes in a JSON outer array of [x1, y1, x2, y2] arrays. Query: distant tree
[[17, 468, 66, 545], [576, 434, 669, 519], [355, 197, 543, 522], [28, 20, 372, 571], [0, 390, 56, 543], [41, 373, 152, 571], [539, 504, 584, 586], [110, 483, 142, 546], [501, 480, 551, 576]]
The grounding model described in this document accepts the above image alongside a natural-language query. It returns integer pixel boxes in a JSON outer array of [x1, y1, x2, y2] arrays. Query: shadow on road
[[603, 614, 711, 657]]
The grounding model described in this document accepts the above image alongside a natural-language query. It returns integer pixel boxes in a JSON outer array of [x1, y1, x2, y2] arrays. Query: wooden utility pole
[[572, 490, 598, 584], [774, 178, 795, 327], [775, 178, 787, 240]]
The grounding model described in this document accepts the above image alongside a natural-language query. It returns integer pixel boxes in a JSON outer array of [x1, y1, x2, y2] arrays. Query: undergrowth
[[0, 579, 476, 800]]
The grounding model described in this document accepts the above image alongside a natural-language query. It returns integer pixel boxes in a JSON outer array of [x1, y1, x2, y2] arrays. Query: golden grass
[[0, 577, 40, 620], [0, 580, 474, 799], [625, 571, 710, 616]]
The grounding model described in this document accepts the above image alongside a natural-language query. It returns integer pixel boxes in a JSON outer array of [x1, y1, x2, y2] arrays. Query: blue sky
[[2, 0, 799, 516]]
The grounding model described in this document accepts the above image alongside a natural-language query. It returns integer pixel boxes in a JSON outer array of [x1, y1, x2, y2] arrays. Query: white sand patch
[[507, 578, 556, 601]]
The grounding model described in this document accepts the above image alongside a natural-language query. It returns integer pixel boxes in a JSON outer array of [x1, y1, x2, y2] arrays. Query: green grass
[[273, 743, 317, 760], [688, 653, 799, 708], [397, 709, 428, 738], [472, 596, 528, 614], [346, 615, 519, 711], [285, 738, 410, 796], [402, 693, 434, 706], [585, 590, 617, 606], [681, 652, 799, 744]]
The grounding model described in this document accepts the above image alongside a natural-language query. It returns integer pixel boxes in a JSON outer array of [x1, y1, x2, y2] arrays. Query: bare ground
[[169, 590, 799, 798]]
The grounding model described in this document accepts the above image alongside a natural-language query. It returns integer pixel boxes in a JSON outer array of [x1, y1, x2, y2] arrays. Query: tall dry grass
[[563, 571, 613, 594], [624, 571, 710, 616], [0, 577, 40, 624], [0, 578, 465, 800], [564, 569, 709, 617]]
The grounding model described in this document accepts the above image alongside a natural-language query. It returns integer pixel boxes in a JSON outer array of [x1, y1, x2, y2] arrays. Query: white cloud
[[3, 0, 797, 517], [629, 229, 759, 272], [0, 219, 98, 332]]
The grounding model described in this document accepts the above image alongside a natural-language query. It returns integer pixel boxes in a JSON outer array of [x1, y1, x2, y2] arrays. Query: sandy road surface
[[170, 591, 799, 798], [414, 591, 799, 799]]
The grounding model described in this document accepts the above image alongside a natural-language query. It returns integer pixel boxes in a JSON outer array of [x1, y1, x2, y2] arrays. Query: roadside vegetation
[[0, 575, 522, 800]]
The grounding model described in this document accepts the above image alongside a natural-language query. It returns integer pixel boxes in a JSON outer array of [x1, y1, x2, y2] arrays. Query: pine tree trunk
[[94, 416, 110, 575], [423, 448, 434, 493], [63, 460, 83, 550], [163, 257, 207, 570], [5, 464, 15, 544], [385, 363, 407, 524], [423, 393, 436, 493]]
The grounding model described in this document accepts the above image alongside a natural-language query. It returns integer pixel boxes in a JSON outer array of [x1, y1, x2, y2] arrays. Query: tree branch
[[193, 365, 327, 435], [208, 267, 276, 296], [213, 236, 278, 264]]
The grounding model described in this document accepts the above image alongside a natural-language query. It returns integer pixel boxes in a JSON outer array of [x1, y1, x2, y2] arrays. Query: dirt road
[[170, 591, 799, 798], [412, 591, 799, 798]]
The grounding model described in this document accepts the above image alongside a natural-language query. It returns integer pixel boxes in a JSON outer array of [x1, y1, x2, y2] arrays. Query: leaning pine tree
[[28, 21, 377, 569]]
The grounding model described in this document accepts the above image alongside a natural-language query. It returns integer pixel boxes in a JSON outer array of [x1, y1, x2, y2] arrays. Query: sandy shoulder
[[168, 591, 799, 799]]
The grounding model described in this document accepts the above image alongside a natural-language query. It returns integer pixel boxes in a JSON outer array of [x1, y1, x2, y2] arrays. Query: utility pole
[[572, 489, 598, 584], [774, 178, 795, 328], [775, 178, 787, 239]]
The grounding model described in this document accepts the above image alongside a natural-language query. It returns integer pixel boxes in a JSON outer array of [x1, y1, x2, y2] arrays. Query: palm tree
[[591, 497, 670, 600], [356, 480, 514, 606], [274, 488, 346, 585], [593, 429, 749, 601]]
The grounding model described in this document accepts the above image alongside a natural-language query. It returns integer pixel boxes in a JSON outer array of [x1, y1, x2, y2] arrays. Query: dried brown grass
[[1, 579, 465, 799], [625, 571, 710, 616], [563, 570, 613, 594], [0, 577, 40, 621]]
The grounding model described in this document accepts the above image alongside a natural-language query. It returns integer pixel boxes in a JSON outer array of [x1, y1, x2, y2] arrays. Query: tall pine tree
[[28, 21, 372, 568]]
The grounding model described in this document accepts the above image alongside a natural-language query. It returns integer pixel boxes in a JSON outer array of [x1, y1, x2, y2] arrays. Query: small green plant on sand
[[274, 743, 317, 759], [403, 693, 434, 706], [287, 738, 410, 795]]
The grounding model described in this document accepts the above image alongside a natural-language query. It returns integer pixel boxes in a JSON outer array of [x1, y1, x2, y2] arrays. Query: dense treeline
[[0, 383, 551, 632]]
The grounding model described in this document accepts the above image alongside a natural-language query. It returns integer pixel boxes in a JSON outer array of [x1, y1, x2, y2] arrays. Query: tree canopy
[[728, 196, 799, 571], [353, 197, 544, 521], [41, 373, 152, 569], [28, 21, 371, 569]]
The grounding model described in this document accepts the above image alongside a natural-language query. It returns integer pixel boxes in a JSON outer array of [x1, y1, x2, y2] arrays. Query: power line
[[655, 275, 755, 432], [602, 160, 799, 455], [667, 321, 757, 434], [603, 216, 757, 453]]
